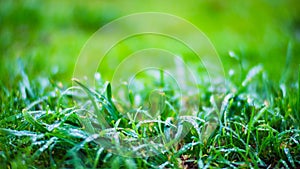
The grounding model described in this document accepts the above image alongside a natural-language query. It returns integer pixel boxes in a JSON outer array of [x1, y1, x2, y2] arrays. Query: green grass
[[0, 59, 299, 168], [1, 1, 300, 168]]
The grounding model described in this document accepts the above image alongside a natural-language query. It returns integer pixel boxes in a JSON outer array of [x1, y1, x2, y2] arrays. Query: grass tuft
[[0, 63, 299, 168]]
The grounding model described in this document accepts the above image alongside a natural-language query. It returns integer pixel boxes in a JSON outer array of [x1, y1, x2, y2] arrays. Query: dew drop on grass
[[229, 69, 235, 77], [229, 50, 239, 60], [94, 72, 101, 81]]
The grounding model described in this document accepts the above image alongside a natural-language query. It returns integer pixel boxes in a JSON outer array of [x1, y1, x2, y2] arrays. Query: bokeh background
[[0, 0, 299, 87]]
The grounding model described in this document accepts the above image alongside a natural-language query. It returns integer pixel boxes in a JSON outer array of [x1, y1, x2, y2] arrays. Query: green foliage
[[0, 1, 299, 168], [0, 62, 299, 168]]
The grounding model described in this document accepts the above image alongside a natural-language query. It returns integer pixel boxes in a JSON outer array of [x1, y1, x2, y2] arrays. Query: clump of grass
[[0, 59, 299, 168]]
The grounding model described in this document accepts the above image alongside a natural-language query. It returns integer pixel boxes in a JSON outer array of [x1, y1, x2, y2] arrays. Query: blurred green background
[[0, 0, 299, 87]]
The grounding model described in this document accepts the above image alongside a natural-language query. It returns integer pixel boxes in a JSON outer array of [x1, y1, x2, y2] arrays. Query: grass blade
[[23, 110, 48, 133]]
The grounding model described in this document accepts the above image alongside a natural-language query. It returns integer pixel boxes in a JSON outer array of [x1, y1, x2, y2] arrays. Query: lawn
[[0, 1, 300, 168]]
